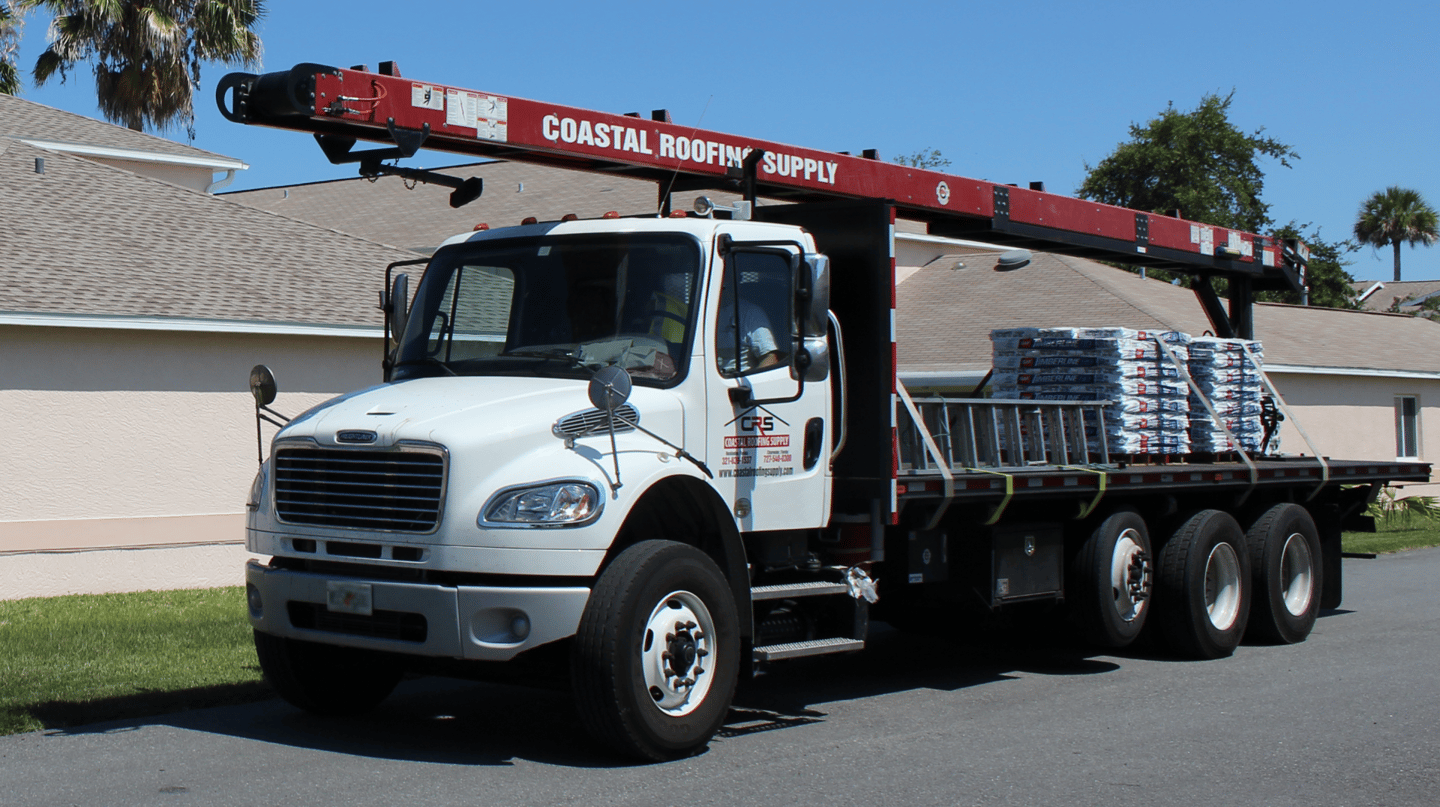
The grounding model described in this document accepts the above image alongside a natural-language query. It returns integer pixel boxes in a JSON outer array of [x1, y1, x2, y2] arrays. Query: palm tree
[[1, 2, 22, 95], [1353, 186, 1440, 282], [18, 0, 262, 134]]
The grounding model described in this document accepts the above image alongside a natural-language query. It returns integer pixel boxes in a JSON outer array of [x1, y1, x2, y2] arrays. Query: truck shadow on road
[[43, 621, 1130, 768]]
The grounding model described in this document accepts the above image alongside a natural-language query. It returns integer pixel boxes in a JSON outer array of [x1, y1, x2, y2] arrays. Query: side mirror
[[387, 273, 410, 341], [793, 254, 830, 382], [249, 364, 278, 408], [249, 364, 289, 465], [802, 254, 830, 337], [588, 365, 633, 412]]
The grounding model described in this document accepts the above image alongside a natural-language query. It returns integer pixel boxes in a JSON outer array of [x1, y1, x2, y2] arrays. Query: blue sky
[[10, 0, 1439, 282]]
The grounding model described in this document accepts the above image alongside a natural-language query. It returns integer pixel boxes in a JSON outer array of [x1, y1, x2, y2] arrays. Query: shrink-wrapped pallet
[[1186, 337, 1268, 453], [990, 327, 1192, 455]]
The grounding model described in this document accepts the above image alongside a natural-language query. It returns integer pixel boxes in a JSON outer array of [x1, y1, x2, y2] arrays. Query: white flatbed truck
[[221, 62, 1430, 760]]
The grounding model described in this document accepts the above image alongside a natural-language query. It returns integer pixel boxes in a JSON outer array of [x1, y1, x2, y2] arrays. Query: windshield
[[393, 232, 702, 386]]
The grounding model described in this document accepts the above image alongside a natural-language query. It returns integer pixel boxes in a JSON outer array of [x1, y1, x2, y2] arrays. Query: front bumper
[[245, 560, 591, 661]]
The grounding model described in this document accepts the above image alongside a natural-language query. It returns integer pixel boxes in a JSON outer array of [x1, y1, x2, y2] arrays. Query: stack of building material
[[1187, 337, 1267, 453], [990, 327, 1192, 455]]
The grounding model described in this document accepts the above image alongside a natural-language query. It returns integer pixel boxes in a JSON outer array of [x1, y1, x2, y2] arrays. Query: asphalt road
[[4, 549, 1439, 807]]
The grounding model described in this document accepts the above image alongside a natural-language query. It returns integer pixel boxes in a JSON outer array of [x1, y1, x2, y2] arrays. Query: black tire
[[1070, 508, 1153, 648], [1244, 503, 1322, 644], [253, 630, 403, 716], [571, 540, 740, 762], [1152, 510, 1251, 659]]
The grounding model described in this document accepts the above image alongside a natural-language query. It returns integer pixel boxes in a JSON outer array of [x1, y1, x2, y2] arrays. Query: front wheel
[[253, 630, 403, 716], [571, 541, 740, 762]]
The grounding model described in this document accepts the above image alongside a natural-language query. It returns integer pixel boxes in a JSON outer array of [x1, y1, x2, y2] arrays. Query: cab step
[[753, 637, 865, 662], [750, 581, 849, 601]]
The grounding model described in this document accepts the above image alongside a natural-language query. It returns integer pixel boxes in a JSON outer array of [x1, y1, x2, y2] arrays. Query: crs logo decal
[[936, 181, 951, 206], [740, 415, 775, 433], [726, 405, 789, 433]]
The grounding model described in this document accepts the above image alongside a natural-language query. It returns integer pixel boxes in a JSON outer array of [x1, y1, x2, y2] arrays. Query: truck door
[[707, 243, 831, 531]]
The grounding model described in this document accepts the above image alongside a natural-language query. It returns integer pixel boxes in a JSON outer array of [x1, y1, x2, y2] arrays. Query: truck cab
[[245, 213, 836, 760]]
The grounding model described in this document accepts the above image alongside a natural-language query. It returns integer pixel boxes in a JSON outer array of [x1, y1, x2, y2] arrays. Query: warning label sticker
[[411, 83, 444, 110]]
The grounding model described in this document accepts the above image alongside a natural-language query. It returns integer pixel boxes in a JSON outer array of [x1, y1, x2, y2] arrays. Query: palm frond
[[1368, 488, 1440, 530], [23, 0, 263, 134]]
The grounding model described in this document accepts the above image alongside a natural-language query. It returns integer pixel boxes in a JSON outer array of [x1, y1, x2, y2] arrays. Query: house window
[[1395, 395, 1420, 459]]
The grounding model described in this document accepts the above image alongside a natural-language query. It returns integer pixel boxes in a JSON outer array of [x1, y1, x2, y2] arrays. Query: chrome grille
[[554, 404, 639, 438], [274, 446, 445, 532]]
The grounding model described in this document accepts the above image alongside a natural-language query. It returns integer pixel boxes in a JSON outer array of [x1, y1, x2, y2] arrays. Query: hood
[[278, 375, 678, 451]]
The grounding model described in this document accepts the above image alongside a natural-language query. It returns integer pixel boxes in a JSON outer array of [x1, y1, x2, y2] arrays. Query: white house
[[4, 93, 1432, 599]]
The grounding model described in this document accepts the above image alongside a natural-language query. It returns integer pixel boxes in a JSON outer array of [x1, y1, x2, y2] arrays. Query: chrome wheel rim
[[1204, 542, 1242, 631], [641, 590, 715, 717], [1279, 532, 1315, 617], [1110, 528, 1150, 623]]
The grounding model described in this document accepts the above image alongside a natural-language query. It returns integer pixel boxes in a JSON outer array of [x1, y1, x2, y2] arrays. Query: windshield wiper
[[504, 348, 587, 367], [393, 356, 458, 376]]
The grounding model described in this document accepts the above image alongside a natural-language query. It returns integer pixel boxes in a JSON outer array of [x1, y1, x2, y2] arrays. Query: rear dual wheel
[[1071, 509, 1153, 648], [1153, 510, 1251, 659], [1245, 504, 1321, 644]]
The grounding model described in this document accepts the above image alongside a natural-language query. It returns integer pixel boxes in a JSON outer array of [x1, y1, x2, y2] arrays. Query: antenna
[[655, 95, 714, 217]]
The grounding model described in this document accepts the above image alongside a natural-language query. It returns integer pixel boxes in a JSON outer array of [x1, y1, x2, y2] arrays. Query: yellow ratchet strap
[[1061, 465, 1110, 520], [963, 467, 1015, 526]]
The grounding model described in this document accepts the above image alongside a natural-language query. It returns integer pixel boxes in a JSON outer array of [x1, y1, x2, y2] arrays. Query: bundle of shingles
[[1186, 337, 1266, 453], [990, 327, 1192, 455]]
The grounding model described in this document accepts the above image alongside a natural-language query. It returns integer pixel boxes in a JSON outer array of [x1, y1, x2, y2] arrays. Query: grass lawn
[[2, 517, 1438, 739], [0, 587, 266, 736], [1343, 521, 1440, 555]]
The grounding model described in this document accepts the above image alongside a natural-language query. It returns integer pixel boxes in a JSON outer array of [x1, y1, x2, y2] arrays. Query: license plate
[[326, 581, 373, 616]]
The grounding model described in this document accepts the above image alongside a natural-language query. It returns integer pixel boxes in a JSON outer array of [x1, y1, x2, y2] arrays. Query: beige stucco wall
[[1, 324, 383, 597], [1270, 371, 1440, 497]]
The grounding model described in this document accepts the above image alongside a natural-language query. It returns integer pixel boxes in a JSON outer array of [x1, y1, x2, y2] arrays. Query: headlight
[[481, 481, 603, 527]]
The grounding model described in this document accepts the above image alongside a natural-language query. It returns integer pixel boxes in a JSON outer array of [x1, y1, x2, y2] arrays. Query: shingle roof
[[225, 161, 672, 253], [1350, 279, 1440, 312], [1, 138, 414, 327], [0, 91, 234, 163], [899, 251, 1440, 375]]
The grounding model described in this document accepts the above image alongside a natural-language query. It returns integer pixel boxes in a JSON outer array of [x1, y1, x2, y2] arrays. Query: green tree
[[1353, 186, 1439, 282], [18, 0, 263, 134], [893, 148, 951, 170], [1077, 91, 1296, 234], [1256, 222, 1359, 310], [1, 2, 21, 95]]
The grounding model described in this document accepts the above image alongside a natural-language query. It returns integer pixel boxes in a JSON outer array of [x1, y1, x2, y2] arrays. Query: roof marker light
[[521, 216, 538, 225], [473, 223, 490, 231], [603, 211, 620, 219], [561, 213, 578, 222]]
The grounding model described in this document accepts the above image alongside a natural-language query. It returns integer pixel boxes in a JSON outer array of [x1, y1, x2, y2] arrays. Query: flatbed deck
[[898, 456, 1432, 503]]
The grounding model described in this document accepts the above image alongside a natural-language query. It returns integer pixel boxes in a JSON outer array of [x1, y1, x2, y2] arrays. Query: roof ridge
[[17, 139, 416, 256], [223, 160, 501, 196], [0, 92, 234, 162], [1050, 254, 1180, 328], [1256, 300, 1420, 318]]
